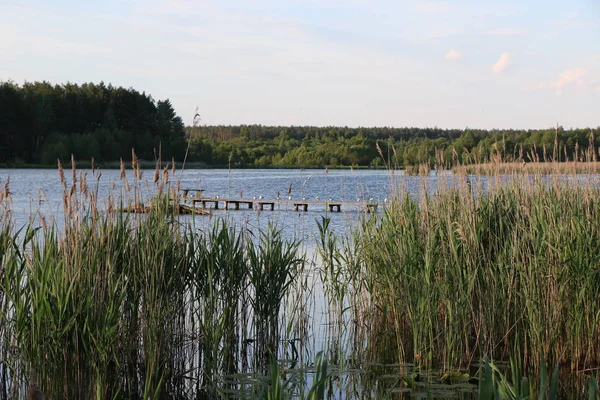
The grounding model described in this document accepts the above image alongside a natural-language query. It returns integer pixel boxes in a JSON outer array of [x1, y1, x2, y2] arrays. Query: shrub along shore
[[1, 81, 599, 170], [0, 161, 598, 399]]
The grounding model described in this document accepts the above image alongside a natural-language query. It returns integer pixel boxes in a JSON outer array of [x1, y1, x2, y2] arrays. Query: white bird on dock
[[288, 195, 292, 200], [303, 197, 306, 201], [329, 198, 332, 201], [384, 197, 388, 203], [259, 195, 263, 200], [216, 195, 220, 199], [316, 196, 320, 201], [253, 196, 257, 200]]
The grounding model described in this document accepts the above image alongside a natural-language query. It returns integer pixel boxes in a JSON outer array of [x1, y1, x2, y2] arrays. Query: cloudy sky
[[1, 0, 598, 129]]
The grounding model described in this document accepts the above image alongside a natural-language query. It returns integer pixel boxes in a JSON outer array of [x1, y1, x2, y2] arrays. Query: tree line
[[1, 81, 598, 168], [187, 125, 600, 168], [0, 81, 186, 165]]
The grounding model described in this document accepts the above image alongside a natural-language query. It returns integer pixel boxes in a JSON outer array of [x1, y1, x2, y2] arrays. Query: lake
[[2, 167, 597, 399], [1, 167, 456, 238]]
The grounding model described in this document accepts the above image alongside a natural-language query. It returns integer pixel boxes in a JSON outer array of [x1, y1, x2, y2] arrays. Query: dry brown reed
[[455, 161, 600, 175]]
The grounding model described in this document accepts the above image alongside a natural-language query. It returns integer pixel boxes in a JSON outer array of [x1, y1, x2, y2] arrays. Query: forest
[[187, 125, 600, 168], [0, 81, 187, 165], [1, 81, 598, 168]]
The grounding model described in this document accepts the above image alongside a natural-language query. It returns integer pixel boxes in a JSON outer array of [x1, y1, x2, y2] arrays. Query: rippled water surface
[[1, 168, 453, 237]]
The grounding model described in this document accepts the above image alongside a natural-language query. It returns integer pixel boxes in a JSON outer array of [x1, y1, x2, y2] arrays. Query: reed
[[455, 161, 600, 175], [477, 357, 599, 399], [317, 216, 369, 369], [2, 158, 600, 398], [351, 173, 600, 384], [0, 164, 306, 399]]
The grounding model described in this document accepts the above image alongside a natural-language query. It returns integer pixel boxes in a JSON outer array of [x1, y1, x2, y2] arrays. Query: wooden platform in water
[[179, 190, 380, 213], [119, 202, 209, 215]]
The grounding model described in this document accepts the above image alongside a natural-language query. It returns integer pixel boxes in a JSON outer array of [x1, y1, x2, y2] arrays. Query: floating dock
[[180, 189, 380, 213], [118, 202, 209, 215]]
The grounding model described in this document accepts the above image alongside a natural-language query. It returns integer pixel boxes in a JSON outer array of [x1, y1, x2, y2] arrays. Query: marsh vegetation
[[0, 160, 598, 399]]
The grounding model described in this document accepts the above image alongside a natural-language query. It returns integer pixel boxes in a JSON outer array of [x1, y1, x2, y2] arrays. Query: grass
[[0, 161, 307, 399], [455, 161, 600, 175], [319, 172, 600, 397], [0, 157, 599, 398], [452, 135, 600, 175]]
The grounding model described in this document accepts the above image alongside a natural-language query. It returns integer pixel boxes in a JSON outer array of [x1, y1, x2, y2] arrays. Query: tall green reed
[[0, 163, 306, 399], [353, 174, 600, 379]]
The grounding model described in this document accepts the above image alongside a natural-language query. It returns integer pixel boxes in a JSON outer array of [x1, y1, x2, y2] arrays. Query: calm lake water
[[5, 167, 596, 237], [0, 168, 455, 240]]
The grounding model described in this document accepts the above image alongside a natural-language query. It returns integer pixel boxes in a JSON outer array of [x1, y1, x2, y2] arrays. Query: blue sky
[[1, 0, 598, 129]]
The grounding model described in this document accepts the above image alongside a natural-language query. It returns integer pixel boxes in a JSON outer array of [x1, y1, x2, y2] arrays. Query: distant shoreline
[[0, 161, 388, 170]]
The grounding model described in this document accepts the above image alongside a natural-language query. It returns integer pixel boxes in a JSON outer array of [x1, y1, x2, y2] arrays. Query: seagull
[[316, 196, 320, 201], [288, 195, 292, 200], [253, 196, 257, 200]]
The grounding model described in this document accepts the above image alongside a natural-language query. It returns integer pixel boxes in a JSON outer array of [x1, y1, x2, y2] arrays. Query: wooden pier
[[180, 189, 380, 213]]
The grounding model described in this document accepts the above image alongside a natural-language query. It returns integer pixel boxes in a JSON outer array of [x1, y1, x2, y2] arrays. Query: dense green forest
[[1, 81, 598, 168], [0, 81, 186, 164], [188, 125, 600, 168]]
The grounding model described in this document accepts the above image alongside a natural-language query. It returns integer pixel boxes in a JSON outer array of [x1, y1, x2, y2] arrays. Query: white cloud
[[492, 52, 512, 74], [539, 67, 590, 96], [414, 1, 454, 14], [445, 49, 462, 61], [567, 11, 579, 19], [485, 28, 523, 36], [0, 24, 17, 53], [30, 36, 109, 55]]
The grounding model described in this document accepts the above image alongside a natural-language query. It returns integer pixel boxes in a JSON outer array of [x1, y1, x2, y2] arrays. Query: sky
[[0, 0, 599, 129]]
